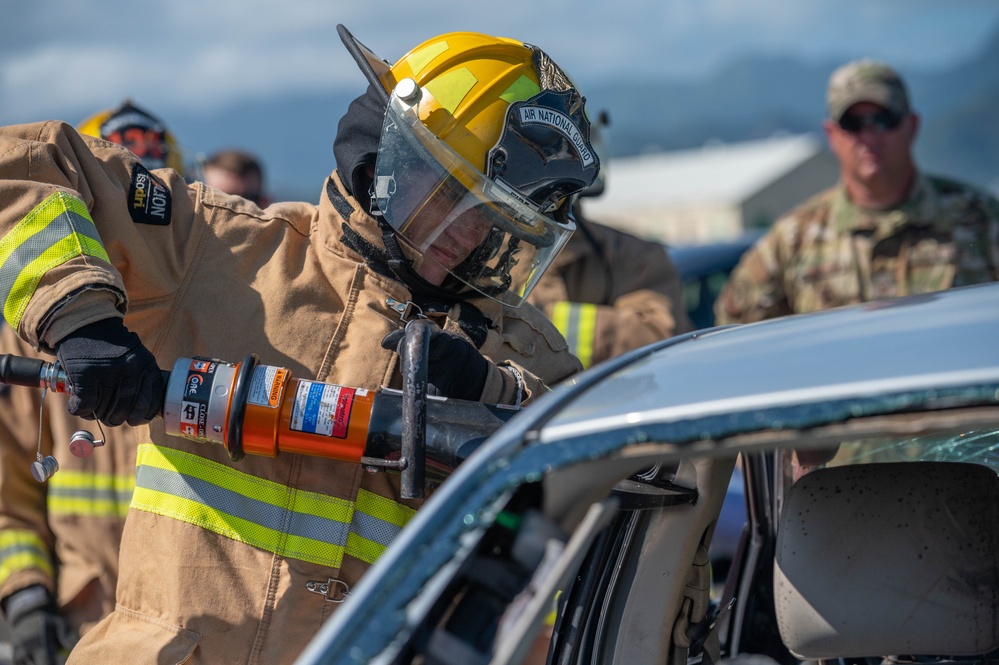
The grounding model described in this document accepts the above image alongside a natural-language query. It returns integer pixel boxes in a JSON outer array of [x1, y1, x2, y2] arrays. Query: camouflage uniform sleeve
[[935, 176, 999, 286], [714, 219, 795, 325]]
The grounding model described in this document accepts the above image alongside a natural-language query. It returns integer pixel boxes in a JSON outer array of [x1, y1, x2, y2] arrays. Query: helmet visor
[[373, 88, 574, 307]]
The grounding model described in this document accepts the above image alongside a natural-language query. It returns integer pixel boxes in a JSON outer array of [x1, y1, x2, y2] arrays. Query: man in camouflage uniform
[[715, 59, 999, 324]]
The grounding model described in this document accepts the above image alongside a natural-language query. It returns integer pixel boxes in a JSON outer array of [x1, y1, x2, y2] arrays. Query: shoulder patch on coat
[[128, 163, 172, 225]]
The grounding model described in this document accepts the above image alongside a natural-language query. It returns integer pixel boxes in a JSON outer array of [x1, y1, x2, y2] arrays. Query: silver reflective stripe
[[138, 464, 352, 546], [131, 444, 355, 567], [345, 489, 417, 564], [131, 444, 415, 567], [348, 510, 405, 548], [48, 471, 135, 518], [550, 301, 597, 368], [0, 530, 53, 583]]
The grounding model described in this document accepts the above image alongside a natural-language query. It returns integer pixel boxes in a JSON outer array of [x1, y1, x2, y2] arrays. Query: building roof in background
[[585, 133, 829, 215]]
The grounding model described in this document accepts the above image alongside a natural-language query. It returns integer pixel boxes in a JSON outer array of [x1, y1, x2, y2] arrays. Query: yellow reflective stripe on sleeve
[[131, 444, 414, 568], [0, 530, 53, 586], [549, 301, 598, 369], [550, 301, 570, 336], [0, 192, 109, 329], [48, 471, 135, 519]]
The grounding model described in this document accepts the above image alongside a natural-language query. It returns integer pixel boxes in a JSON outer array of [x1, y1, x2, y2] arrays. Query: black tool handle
[[0, 354, 169, 407], [400, 319, 433, 499], [0, 354, 50, 389]]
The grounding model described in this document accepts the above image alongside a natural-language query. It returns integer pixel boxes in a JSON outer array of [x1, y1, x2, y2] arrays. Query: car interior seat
[[772, 460, 999, 660]]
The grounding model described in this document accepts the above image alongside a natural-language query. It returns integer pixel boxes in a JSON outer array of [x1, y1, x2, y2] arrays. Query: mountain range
[[590, 24, 999, 193], [169, 25, 999, 202]]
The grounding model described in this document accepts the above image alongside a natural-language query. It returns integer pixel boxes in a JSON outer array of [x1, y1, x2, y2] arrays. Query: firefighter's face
[[407, 204, 492, 285]]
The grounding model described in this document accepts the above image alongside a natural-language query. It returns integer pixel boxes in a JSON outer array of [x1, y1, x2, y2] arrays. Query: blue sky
[[3, 0, 999, 126]]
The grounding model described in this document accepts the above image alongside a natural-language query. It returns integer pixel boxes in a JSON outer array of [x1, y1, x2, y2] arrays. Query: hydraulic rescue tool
[[0, 320, 518, 498]]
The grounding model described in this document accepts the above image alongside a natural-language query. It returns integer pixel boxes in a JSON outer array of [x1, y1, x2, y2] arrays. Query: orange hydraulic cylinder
[[237, 368, 375, 463]]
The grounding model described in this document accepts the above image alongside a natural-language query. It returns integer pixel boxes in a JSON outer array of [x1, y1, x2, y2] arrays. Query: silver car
[[298, 283, 999, 665]]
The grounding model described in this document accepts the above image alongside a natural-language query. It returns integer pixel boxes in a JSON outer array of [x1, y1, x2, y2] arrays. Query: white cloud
[[2, 0, 997, 124], [4, 46, 137, 121]]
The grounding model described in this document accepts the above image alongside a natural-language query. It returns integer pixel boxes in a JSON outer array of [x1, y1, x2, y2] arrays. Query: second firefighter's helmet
[[339, 26, 600, 306], [78, 100, 186, 175]]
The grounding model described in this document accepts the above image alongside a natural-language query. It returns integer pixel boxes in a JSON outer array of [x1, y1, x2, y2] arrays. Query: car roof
[[298, 282, 999, 665], [542, 282, 999, 443]]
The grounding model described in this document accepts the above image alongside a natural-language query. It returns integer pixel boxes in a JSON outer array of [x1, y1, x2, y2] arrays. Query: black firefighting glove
[[2, 586, 77, 665], [55, 317, 164, 426], [381, 327, 489, 401]]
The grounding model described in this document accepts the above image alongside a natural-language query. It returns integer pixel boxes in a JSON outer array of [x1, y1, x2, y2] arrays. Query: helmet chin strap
[[371, 218, 493, 350]]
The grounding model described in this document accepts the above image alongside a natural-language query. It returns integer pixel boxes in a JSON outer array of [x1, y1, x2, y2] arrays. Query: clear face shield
[[372, 84, 578, 306]]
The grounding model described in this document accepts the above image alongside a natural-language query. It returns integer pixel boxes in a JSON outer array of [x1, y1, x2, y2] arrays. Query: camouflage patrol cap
[[826, 59, 910, 121]]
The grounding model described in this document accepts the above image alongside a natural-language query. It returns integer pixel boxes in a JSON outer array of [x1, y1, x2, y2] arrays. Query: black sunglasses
[[838, 109, 905, 134]]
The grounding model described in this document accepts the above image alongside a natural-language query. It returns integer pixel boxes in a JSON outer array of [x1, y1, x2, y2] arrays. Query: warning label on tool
[[247, 365, 288, 408], [290, 380, 355, 438], [179, 401, 208, 439], [180, 359, 217, 439]]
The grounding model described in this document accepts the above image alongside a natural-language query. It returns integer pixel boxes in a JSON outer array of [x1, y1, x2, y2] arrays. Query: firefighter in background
[[528, 112, 693, 368], [0, 101, 192, 665], [77, 100, 192, 177], [0, 327, 135, 665], [201, 149, 270, 207], [0, 26, 594, 664]]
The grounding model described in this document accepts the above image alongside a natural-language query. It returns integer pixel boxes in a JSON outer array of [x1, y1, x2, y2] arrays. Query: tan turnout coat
[[0, 121, 581, 664], [528, 217, 692, 368]]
